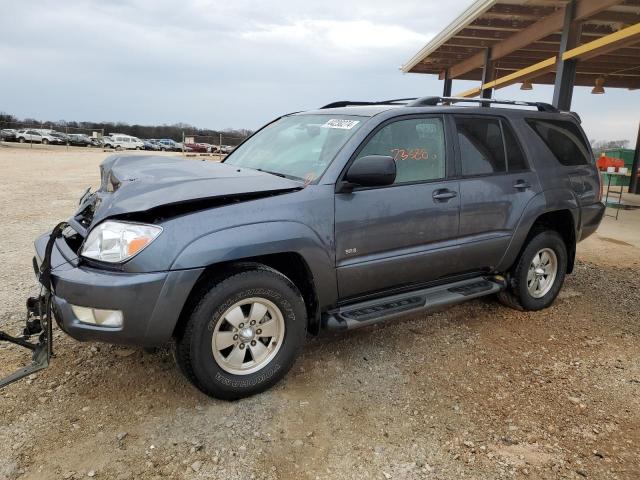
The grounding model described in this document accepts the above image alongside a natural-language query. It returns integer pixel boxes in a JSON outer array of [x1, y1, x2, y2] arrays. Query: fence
[[182, 132, 246, 159]]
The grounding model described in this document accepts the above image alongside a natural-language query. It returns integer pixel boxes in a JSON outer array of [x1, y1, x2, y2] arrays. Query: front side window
[[455, 116, 506, 176], [526, 119, 591, 166], [225, 114, 365, 181], [355, 117, 446, 184]]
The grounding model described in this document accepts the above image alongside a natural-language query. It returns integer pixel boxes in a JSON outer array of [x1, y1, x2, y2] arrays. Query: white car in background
[[103, 134, 145, 150], [15, 129, 59, 145]]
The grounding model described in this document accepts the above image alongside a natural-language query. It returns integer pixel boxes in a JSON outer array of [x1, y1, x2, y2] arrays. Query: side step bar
[[323, 276, 504, 331]]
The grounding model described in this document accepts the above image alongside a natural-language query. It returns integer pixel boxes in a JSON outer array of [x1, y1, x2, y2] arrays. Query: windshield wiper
[[255, 168, 286, 178], [254, 168, 303, 181]]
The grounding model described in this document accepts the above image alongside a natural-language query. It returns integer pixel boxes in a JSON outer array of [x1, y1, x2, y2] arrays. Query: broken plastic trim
[[0, 222, 67, 389]]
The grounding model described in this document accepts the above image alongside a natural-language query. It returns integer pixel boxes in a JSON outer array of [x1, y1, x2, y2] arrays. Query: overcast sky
[[1, 0, 637, 142]]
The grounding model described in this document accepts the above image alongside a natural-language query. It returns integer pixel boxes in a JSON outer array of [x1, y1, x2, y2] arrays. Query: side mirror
[[340, 155, 396, 192]]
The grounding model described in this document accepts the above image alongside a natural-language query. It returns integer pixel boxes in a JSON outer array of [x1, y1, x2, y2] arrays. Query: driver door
[[334, 115, 461, 300]]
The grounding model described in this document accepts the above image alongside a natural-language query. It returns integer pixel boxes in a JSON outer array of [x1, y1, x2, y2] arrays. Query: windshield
[[224, 114, 365, 181]]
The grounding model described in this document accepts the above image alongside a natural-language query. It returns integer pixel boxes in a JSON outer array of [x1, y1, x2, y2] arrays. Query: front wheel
[[175, 266, 306, 400], [498, 230, 568, 311], [42, 138, 49, 145]]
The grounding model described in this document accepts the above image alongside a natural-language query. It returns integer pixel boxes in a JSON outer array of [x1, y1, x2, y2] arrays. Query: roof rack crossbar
[[407, 96, 558, 112], [320, 98, 417, 109]]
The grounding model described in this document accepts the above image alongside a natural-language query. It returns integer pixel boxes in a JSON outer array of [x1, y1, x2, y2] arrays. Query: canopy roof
[[402, 0, 640, 91]]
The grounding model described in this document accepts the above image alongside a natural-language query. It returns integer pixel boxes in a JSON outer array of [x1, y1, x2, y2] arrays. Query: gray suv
[[25, 97, 604, 399]]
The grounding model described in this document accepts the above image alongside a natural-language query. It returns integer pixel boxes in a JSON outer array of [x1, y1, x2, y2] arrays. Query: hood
[[80, 155, 302, 225]]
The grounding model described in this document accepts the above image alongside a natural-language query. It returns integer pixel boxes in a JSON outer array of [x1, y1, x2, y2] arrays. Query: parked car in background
[[220, 145, 236, 154], [67, 134, 93, 147], [157, 138, 183, 151], [1, 129, 17, 141], [184, 142, 208, 153], [103, 134, 145, 150], [15, 129, 58, 145], [142, 140, 160, 151], [48, 131, 70, 145]]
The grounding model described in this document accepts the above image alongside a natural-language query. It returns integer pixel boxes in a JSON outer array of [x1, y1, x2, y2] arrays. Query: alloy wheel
[[527, 248, 558, 298], [211, 297, 285, 375]]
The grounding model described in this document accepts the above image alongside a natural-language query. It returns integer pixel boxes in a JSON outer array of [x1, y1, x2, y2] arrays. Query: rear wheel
[[175, 266, 306, 400], [498, 230, 568, 311]]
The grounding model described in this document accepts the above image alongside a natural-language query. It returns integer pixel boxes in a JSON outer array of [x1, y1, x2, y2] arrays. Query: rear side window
[[526, 119, 591, 166], [502, 122, 528, 172], [455, 117, 505, 175]]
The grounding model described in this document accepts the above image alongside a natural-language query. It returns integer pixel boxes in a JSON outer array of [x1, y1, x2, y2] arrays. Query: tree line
[[0, 112, 252, 144]]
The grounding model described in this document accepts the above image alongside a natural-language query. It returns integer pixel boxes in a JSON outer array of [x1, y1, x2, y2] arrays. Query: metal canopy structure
[[401, 0, 640, 103], [402, 0, 640, 193]]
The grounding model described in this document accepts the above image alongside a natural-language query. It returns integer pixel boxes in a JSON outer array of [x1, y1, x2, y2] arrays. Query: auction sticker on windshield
[[322, 119, 360, 130]]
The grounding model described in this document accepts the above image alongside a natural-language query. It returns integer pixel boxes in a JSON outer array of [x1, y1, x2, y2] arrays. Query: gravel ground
[[1, 144, 639, 480]]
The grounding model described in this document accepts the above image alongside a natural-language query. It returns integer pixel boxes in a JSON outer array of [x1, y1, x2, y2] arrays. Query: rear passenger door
[[453, 115, 540, 272], [334, 115, 461, 300]]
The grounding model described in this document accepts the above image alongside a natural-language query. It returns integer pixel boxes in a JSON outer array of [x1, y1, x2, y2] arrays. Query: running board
[[323, 277, 504, 331]]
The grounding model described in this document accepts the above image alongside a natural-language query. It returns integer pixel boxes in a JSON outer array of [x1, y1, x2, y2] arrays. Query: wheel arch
[[173, 251, 323, 340], [501, 208, 578, 275], [530, 210, 576, 273]]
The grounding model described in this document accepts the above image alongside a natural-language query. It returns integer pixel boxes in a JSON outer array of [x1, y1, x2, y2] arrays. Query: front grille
[[62, 225, 84, 254], [74, 207, 94, 229]]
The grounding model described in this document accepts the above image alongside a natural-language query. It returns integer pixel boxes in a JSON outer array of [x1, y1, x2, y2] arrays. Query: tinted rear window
[[502, 121, 528, 172], [455, 116, 506, 176], [527, 119, 592, 166]]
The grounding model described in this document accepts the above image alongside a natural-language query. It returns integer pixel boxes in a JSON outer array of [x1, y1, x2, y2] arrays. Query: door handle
[[432, 189, 458, 201], [513, 180, 531, 190]]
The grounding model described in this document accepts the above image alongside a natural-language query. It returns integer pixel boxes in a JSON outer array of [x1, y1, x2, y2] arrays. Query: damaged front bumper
[[0, 222, 203, 389], [0, 223, 67, 388], [33, 229, 203, 347]]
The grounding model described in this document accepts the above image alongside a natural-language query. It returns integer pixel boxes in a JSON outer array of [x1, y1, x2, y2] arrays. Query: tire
[[42, 138, 49, 145], [175, 266, 307, 400], [18, 137, 25, 143], [498, 230, 568, 311]]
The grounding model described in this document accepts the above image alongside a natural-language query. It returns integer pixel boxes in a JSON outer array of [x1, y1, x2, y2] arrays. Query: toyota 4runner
[[4, 97, 605, 399]]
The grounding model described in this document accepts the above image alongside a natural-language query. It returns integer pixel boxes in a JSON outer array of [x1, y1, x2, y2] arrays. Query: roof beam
[[562, 21, 640, 61], [448, 0, 623, 79], [454, 22, 640, 97], [486, 57, 558, 90]]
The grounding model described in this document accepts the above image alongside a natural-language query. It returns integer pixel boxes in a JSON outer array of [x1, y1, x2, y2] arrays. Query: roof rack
[[407, 96, 558, 112], [320, 96, 559, 113], [320, 98, 417, 109]]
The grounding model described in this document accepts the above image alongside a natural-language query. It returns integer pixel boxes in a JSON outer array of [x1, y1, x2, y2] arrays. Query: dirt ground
[[1, 144, 639, 480]]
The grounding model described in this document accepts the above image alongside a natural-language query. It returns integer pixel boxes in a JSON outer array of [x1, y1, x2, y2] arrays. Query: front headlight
[[81, 220, 163, 263]]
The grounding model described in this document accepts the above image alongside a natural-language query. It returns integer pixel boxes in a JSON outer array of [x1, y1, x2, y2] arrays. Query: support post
[[630, 121, 640, 194], [442, 70, 452, 97], [553, 0, 581, 111], [480, 48, 495, 106]]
